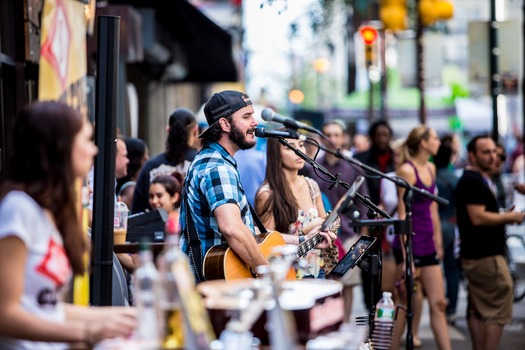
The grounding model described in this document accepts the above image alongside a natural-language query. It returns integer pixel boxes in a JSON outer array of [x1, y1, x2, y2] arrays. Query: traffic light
[[419, 0, 454, 26], [379, 0, 407, 31], [360, 26, 378, 45], [359, 26, 378, 67]]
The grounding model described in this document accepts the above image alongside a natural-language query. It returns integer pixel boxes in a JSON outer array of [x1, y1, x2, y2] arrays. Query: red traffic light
[[359, 26, 378, 45]]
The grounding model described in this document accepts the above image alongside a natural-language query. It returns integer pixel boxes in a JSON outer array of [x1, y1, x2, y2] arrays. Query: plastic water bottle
[[375, 291, 395, 322], [157, 212, 185, 349], [157, 212, 215, 349], [134, 241, 161, 349], [371, 291, 395, 350]]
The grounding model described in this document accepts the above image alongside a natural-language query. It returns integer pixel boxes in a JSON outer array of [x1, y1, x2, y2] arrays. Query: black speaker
[[126, 209, 168, 243]]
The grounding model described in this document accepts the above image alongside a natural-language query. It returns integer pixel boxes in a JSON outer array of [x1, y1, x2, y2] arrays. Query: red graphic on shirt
[[35, 238, 71, 286]]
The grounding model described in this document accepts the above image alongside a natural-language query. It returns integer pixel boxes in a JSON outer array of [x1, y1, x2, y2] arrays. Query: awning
[[108, 0, 237, 82]]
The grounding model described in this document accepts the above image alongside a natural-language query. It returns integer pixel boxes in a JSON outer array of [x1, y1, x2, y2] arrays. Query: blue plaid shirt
[[180, 142, 255, 275]]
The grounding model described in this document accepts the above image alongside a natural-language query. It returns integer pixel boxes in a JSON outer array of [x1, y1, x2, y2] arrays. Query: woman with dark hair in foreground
[[0, 101, 136, 349]]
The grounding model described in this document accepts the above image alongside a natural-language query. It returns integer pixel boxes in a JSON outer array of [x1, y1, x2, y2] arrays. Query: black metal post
[[403, 190, 414, 350], [380, 29, 388, 120], [523, 0, 525, 173], [416, 0, 426, 125], [490, 0, 500, 142], [90, 16, 120, 306], [368, 69, 375, 121]]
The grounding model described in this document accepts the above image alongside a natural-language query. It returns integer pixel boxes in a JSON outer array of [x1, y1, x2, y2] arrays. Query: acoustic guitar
[[203, 215, 340, 281]]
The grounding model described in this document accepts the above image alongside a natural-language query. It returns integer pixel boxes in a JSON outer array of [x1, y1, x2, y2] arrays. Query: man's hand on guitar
[[306, 226, 336, 249]]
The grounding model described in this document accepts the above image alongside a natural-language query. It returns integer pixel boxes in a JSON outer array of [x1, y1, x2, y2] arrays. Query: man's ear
[[467, 151, 475, 165], [192, 124, 199, 137], [219, 118, 230, 132]]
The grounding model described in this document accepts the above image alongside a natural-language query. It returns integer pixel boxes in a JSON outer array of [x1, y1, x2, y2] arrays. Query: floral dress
[[286, 177, 320, 235], [259, 176, 333, 278]]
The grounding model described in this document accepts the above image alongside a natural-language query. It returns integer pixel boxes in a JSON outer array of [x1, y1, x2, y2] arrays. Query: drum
[[197, 279, 344, 344]]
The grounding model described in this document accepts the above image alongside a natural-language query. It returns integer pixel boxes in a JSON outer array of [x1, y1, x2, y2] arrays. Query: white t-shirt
[[379, 172, 399, 245], [0, 191, 71, 350]]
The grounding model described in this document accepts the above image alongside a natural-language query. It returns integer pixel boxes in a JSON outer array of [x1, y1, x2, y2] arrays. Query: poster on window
[[38, 0, 91, 117]]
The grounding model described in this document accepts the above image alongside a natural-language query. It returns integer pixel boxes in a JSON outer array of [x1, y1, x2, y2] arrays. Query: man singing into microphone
[[179, 90, 268, 281], [181, 91, 333, 281]]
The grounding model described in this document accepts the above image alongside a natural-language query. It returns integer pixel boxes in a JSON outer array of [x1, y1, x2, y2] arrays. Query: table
[[113, 242, 167, 255]]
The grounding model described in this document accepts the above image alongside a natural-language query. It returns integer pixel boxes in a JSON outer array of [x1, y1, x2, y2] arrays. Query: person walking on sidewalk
[[455, 135, 524, 350], [434, 135, 462, 324], [390, 125, 451, 350]]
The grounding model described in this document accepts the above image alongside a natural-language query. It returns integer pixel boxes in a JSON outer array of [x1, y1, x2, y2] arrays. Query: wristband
[[299, 235, 305, 244]]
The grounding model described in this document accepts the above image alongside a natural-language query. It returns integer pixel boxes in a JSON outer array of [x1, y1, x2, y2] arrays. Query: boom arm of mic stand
[[295, 123, 333, 145], [278, 138, 389, 220], [311, 141, 449, 207]]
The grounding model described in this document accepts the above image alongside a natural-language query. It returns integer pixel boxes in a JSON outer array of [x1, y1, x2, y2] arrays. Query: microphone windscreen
[[254, 127, 266, 137], [261, 108, 274, 121]]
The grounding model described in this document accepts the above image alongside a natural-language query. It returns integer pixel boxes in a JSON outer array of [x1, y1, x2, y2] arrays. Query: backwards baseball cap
[[199, 90, 252, 138]]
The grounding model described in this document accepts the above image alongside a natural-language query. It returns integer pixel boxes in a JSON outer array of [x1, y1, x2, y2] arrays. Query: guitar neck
[[296, 233, 324, 259]]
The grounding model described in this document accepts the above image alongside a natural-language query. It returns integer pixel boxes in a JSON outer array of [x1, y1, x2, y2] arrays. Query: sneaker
[[447, 314, 459, 325]]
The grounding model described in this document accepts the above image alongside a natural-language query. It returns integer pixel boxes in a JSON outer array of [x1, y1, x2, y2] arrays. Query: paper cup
[[114, 228, 127, 245]]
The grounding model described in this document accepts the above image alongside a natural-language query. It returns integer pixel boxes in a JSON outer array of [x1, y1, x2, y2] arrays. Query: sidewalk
[[352, 282, 525, 349]]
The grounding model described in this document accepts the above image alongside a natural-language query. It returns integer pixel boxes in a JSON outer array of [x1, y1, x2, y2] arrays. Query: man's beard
[[477, 161, 494, 173], [229, 121, 255, 150]]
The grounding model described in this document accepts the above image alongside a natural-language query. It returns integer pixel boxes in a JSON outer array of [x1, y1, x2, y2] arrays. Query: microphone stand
[[278, 138, 395, 342], [307, 139, 448, 207], [285, 137, 448, 350]]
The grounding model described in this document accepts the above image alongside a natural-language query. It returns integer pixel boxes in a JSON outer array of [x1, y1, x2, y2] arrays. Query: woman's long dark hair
[[166, 108, 196, 163], [257, 128, 298, 232], [0, 101, 87, 274]]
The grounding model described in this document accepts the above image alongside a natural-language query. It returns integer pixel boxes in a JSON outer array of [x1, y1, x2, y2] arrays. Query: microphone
[[261, 108, 318, 133], [254, 127, 306, 141]]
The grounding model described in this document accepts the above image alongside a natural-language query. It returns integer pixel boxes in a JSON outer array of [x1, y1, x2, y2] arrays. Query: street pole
[[522, 0, 525, 175], [91, 16, 120, 306], [490, 0, 500, 142], [380, 30, 388, 120], [360, 25, 379, 121], [416, 0, 426, 125], [368, 68, 374, 121]]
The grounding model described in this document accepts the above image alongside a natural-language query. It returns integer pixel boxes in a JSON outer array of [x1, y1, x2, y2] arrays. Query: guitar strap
[[248, 202, 268, 234], [183, 167, 267, 282], [183, 182, 205, 283]]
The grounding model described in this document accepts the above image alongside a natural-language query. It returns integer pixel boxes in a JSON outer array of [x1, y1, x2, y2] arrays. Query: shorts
[[462, 255, 513, 325], [340, 235, 363, 286], [393, 248, 439, 267]]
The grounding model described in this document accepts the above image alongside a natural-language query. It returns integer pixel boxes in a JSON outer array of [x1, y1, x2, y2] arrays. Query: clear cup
[[114, 202, 129, 244]]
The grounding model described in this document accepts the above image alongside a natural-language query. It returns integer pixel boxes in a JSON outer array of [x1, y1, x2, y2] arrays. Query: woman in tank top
[[390, 125, 451, 350], [255, 128, 336, 278]]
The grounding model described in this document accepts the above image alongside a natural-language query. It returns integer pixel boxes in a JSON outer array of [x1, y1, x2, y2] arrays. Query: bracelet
[[299, 235, 305, 244]]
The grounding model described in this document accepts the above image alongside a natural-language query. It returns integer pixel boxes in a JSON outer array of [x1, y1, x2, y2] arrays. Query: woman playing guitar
[[255, 128, 336, 278]]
